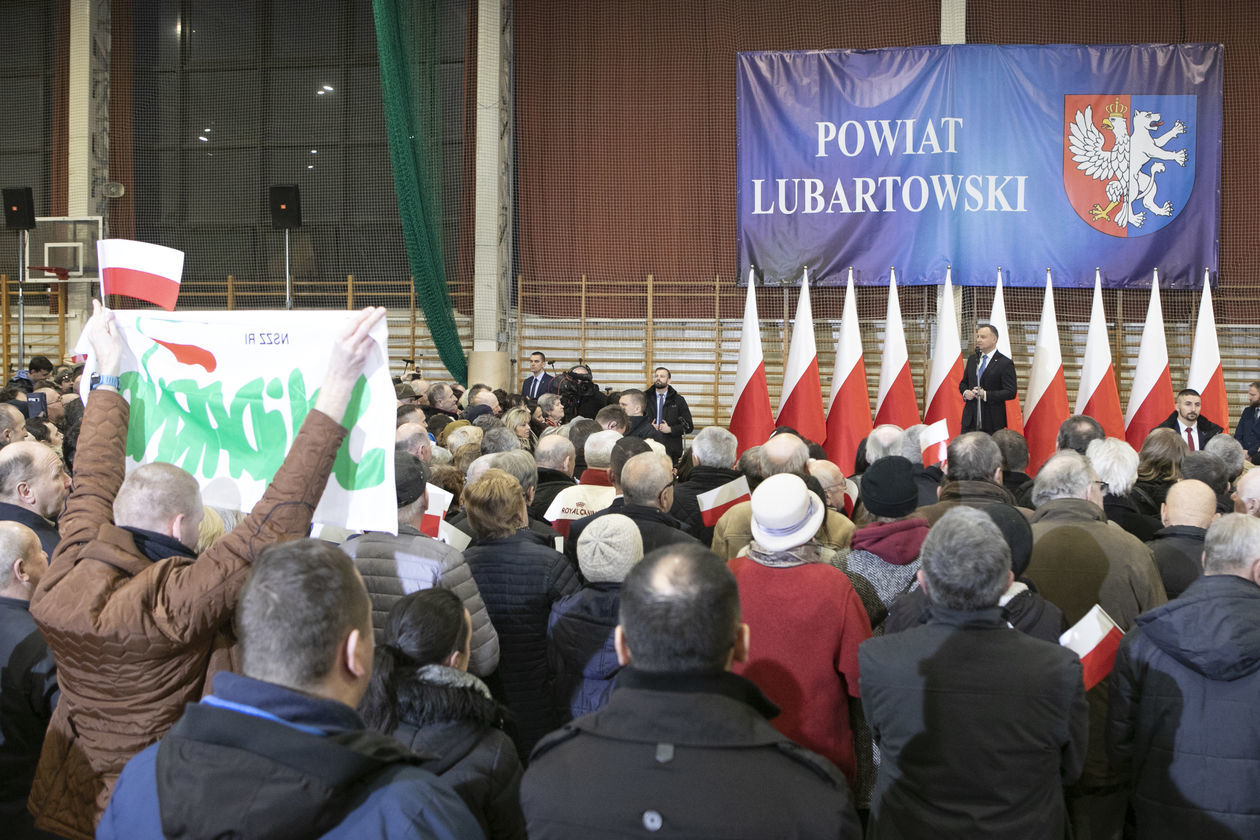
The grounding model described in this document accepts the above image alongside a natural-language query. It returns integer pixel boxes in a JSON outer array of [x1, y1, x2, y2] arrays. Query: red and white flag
[[778, 268, 826, 444], [1125, 271, 1174, 449], [1075, 270, 1125, 439], [1187, 270, 1228, 430], [730, 270, 775, 454], [698, 475, 752, 527], [419, 482, 454, 539], [920, 419, 950, 467], [824, 269, 872, 472], [874, 269, 921, 428], [989, 269, 1023, 434], [924, 269, 963, 439], [97, 239, 184, 310], [1022, 272, 1070, 475], [1060, 604, 1124, 691]]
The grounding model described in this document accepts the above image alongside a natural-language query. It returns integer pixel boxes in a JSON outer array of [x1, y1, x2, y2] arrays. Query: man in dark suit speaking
[[960, 324, 1018, 434]]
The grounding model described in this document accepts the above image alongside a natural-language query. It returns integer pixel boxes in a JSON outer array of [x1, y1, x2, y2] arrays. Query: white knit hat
[[577, 514, 644, 583]]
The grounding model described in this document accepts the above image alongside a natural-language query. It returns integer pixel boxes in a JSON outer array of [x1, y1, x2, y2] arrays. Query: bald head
[[1162, 479, 1219, 529], [807, 459, 847, 512], [0, 441, 70, 519], [1234, 468, 1260, 517], [621, 452, 674, 509], [759, 433, 809, 476], [0, 521, 44, 595], [0, 404, 25, 445], [395, 422, 431, 462], [535, 434, 575, 475], [114, 462, 204, 548]]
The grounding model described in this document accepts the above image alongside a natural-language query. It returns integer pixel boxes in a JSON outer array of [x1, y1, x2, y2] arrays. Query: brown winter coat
[[27, 389, 346, 839]]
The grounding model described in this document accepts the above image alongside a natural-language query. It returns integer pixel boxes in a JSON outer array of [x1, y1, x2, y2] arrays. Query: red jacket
[[729, 557, 871, 783]]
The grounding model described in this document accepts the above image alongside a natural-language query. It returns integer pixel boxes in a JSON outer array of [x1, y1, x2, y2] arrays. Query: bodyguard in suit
[[1233, 380, 1260, 463], [522, 351, 555, 399], [1156, 388, 1222, 451], [960, 324, 1018, 434]]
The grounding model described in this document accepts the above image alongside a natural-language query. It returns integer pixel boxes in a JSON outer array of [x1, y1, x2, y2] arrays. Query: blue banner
[[736, 44, 1222, 288]]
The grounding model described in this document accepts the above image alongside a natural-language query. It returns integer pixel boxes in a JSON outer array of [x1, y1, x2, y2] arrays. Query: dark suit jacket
[[1233, 404, 1260, 461], [1155, 412, 1222, 449], [521, 372, 554, 400], [959, 350, 1017, 433]]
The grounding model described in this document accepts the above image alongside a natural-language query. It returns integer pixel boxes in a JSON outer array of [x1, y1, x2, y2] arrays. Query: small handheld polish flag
[[697, 475, 752, 528], [97, 239, 185, 310], [1060, 604, 1124, 691]]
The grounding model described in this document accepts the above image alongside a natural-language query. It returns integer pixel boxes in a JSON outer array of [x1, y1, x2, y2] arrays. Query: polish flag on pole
[[874, 269, 921, 428], [824, 268, 872, 472], [924, 268, 964, 439], [1187, 270, 1229, 430], [1125, 271, 1174, 449], [698, 475, 752, 528], [777, 268, 826, 444], [97, 239, 184, 310], [1075, 270, 1126, 438], [919, 419, 950, 467], [1022, 271, 1070, 475], [1060, 604, 1125, 691], [419, 483, 454, 539], [730, 270, 775, 454], [989, 269, 1023, 434]]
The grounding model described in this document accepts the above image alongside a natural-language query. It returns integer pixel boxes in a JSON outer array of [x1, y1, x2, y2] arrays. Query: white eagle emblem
[[1067, 98, 1188, 229]]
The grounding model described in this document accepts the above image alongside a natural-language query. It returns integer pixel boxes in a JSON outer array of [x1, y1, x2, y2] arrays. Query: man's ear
[[614, 625, 632, 667], [992, 466, 1003, 484], [168, 512, 187, 543], [1160, 502, 1171, 528], [344, 627, 370, 680], [916, 569, 929, 596]]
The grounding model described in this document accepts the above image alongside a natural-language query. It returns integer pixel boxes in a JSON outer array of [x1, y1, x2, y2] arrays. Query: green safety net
[[373, 0, 468, 385]]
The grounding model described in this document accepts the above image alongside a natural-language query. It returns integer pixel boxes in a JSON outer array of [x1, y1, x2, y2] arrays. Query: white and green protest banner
[[77, 310, 396, 533]]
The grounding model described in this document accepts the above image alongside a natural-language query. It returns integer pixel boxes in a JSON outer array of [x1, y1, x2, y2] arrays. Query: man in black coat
[[0, 522, 57, 840], [860, 506, 1088, 840], [0, 442, 71, 559], [1232, 380, 1260, 462], [1108, 513, 1260, 840], [670, 426, 742, 547], [530, 435, 577, 522], [646, 367, 693, 462], [959, 324, 1018, 434], [1156, 388, 1222, 451], [1144, 478, 1216, 599], [522, 543, 860, 839]]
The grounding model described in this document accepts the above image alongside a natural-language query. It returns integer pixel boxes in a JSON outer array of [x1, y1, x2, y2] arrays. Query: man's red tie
[[1186, 427, 1195, 450]]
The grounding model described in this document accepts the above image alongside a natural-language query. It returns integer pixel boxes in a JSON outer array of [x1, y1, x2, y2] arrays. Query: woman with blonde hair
[[501, 406, 535, 452]]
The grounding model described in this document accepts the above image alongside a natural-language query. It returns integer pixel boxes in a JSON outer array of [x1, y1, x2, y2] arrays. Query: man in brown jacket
[[27, 301, 386, 840]]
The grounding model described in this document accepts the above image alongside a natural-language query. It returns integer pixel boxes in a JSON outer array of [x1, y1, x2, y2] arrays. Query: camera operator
[[555, 364, 606, 421]]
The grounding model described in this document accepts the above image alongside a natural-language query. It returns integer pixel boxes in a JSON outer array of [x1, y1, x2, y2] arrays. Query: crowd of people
[[1, 314, 1258, 839]]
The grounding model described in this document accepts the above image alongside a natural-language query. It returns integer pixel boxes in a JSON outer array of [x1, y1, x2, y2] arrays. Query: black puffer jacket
[[1108, 573, 1260, 839], [387, 666, 526, 840], [669, 466, 742, 548], [547, 583, 621, 722], [464, 529, 579, 758]]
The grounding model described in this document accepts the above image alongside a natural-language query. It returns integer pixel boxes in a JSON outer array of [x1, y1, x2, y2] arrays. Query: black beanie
[[982, 502, 1034, 577], [861, 456, 919, 518]]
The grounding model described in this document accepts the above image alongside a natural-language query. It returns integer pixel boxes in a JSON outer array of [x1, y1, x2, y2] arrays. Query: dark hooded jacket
[[385, 665, 525, 840], [1108, 573, 1260, 840], [97, 673, 481, 840], [669, 465, 742, 548], [546, 582, 622, 722]]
